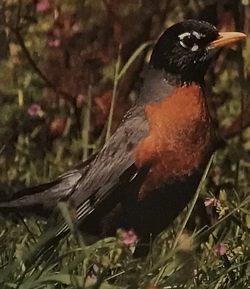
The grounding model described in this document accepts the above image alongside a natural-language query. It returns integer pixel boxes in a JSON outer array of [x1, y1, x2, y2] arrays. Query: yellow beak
[[208, 32, 246, 49]]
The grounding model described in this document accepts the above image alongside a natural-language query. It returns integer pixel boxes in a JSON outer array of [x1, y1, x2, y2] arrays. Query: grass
[[1, 149, 250, 288]]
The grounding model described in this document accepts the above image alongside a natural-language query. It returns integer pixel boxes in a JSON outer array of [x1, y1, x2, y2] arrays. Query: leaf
[[245, 214, 250, 229], [21, 274, 125, 289]]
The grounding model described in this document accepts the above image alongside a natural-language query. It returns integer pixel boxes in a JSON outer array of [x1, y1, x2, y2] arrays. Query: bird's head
[[150, 20, 246, 85]]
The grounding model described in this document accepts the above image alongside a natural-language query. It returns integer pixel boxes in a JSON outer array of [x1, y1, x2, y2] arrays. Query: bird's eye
[[178, 32, 200, 52]]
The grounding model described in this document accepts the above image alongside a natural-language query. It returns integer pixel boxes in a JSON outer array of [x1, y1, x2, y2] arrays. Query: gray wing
[[0, 106, 149, 221], [71, 106, 149, 221]]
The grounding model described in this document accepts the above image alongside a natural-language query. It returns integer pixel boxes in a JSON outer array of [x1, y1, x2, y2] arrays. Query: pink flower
[[215, 242, 226, 256], [36, 0, 51, 12], [204, 197, 222, 213], [71, 23, 81, 32], [204, 198, 215, 207], [213, 166, 221, 175], [122, 230, 138, 246], [48, 38, 61, 47], [89, 273, 97, 280], [28, 104, 43, 116]]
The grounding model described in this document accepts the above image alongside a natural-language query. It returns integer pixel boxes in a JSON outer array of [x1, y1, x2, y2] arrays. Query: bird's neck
[[139, 67, 204, 106]]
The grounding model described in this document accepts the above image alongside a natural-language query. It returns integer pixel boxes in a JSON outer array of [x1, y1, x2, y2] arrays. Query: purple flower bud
[[204, 198, 215, 207], [48, 39, 61, 47], [36, 0, 51, 12], [122, 230, 138, 246], [28, 104, 43, 116], [215, 242, 226, 256]]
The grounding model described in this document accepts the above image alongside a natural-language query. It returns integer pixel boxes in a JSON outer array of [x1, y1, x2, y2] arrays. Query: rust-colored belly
[[135, 83, 213, 196]]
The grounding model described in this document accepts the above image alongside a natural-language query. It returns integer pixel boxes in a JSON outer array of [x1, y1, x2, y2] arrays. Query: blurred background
[[1, 0, 250, 287]]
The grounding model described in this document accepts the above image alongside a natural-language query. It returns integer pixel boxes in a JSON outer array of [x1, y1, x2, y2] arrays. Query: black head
[[150, 20, 219, 85]]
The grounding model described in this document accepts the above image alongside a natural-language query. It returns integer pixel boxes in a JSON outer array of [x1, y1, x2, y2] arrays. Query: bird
[[0, 20, 246, 251]]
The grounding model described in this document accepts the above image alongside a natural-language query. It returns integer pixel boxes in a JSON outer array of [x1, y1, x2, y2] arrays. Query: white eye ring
[[180, 40, 199, 51], [178, 31, 201, 52]]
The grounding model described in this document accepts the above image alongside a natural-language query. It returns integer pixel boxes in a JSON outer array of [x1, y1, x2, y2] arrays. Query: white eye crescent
[[178, 32, 191, 40], [191, 44, 199, 51], [178, 31, 204, 51], [192, 31, 201, 39], [180, 40, 188, 49]]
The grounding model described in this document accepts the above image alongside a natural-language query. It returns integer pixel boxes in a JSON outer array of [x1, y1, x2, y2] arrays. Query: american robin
[[0, 20, 246, 247]]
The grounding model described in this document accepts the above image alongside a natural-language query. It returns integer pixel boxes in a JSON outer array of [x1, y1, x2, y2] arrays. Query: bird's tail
[[0, 171, 82, 218]]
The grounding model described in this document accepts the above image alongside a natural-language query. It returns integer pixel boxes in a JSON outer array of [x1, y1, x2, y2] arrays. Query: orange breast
[[135, 83, 213, 196]]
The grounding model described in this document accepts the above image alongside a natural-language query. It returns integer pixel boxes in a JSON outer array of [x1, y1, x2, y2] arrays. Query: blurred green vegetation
[[1, 0, 250, 288]]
